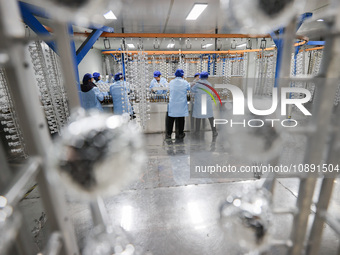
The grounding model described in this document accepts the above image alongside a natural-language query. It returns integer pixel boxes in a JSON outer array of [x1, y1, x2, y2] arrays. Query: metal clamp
[[186, 38, 191, 49], [153, 38, 160, 49]]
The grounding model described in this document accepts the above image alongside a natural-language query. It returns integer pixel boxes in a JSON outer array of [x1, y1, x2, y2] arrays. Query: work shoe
[[176, 133, 186, 139]]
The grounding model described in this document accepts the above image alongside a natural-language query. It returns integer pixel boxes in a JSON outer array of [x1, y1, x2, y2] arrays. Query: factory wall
[[76, 43, 103, 82]]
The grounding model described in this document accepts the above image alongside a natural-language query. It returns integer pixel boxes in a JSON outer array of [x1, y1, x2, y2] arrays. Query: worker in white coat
[[93, 72, 110, 92], [150, 70, 168, 99], [81, 73, 108, 111], [166, 69, 190, 140], [109, 72, 133, 116], [191, 71, 218, 137]]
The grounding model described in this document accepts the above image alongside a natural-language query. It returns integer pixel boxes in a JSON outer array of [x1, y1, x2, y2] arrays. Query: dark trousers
[[166, 112, 185, 138], [195, 117, 216, 133]]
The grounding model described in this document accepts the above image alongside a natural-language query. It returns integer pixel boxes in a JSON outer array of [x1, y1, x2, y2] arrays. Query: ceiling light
[[317, 19, 324, 22], [203, 43, 213, 48], [103, 10, 117, 20], [127, 44, 135, 49], [186, 4, 208, 20], [167, 43, 175, 48], [236, 43, 246, 48]]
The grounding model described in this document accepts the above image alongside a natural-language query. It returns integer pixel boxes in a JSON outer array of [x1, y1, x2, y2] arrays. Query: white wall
[[76, 42, 103, 83]]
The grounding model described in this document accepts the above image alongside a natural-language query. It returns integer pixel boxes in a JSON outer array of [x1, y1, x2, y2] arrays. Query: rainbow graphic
[[197, 82, 222, 106]]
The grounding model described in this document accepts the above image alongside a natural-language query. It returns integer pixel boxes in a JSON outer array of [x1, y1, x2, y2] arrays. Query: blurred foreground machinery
[[0, 0, 340, 255]]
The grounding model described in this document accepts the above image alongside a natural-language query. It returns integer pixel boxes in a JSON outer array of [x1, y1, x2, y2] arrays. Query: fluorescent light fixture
[[236, 43, 246, 48], [186, 4, 208, 20], [167, 43, 175, 48], [203, 43, 213, 48], [127, 44, 135, 49], [103, 38, 111, 49], [103, 10, 117, 20], [317, 19, 324, 22]]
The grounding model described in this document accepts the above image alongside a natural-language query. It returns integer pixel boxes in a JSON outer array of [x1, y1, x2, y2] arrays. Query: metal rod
[[2, 157, 41, 206], [3, 31, 80, 255], [102, 46, 308, 55], [272, 207, 298, 215], [42, 232, 63, 255], [90, 196, 111, 228], [306, 178, 336, 255], [307, 80, 340, 255], [74, 32, 309, 41], [52, 22, 80, 111], [320, 211, 340, 236], [289, 16, 340, 255], [0, 142, 12, 188]]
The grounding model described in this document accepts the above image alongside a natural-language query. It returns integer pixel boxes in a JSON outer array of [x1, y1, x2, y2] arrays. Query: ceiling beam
[[77, 32, 273, 38], [75, 32, 308, 43], [102, 49, 277, 55]]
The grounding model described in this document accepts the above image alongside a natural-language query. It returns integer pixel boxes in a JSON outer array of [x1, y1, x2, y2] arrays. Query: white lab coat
[[168, 77, 190, 117]]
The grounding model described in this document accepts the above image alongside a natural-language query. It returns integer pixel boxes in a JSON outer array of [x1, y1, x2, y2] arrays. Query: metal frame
[[19, 3, 57, 52], [270, 13, 312, 87], [0, 1, 84, 254], [262, 10, 340, 255], [76, 29, 104, 65], [18, 1, 114, 105], [1, 1, 340, 255]]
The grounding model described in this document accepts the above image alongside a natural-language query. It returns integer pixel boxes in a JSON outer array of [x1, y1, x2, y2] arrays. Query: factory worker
[[150, 71, 168, 95], [191, 71, 218, 137], [109, 72, 133, 116], [93, 72, 110, 92], [166, 69, 190, 140], [81, 73, 108, 111], [189, 73, 200, 131], [190, 73, 200, 87], [93, 72, 102, 83]]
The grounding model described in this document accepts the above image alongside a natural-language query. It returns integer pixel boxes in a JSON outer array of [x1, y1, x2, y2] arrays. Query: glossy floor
[[20, 132, 340, 255]]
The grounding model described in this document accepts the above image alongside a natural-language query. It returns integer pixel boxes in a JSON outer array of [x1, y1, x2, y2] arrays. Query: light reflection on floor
[[19, 132, 340, 255]]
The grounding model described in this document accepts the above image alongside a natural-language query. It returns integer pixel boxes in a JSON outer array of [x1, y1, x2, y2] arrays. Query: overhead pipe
[[74, 32, 308, 41], [102, 41, 308, 55]]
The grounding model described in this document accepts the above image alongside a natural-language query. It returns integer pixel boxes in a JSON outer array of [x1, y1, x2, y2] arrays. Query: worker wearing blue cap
[[166, 69, 190, 140], [93, 72, 110, 92], [150, 71, 168, 96], [81, 73, 108, 111], [109, 72, 133, 116], [190, 72, 201, 88], [93, 72, 101, 82], [191, 71, 218, 137]]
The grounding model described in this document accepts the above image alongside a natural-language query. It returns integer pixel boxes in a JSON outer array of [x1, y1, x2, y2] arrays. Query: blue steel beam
[[19, 1, 114, 61], [121, 52, 126, 81], [89, 25, 114, 33], [19, 3, 57, 52], [271, 13, 312, 87], [76, 29, 103, 65], [19, 2, 50, 19], [68, 26, 80, 91], [297, 12, 313, 31], [212, 54, 216, 75], [307, 41, 325, 46], [208, 55, 211, 74]]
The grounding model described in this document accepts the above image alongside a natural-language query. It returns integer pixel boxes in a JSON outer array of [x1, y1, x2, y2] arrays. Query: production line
[[0, 0, 340, 255]]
